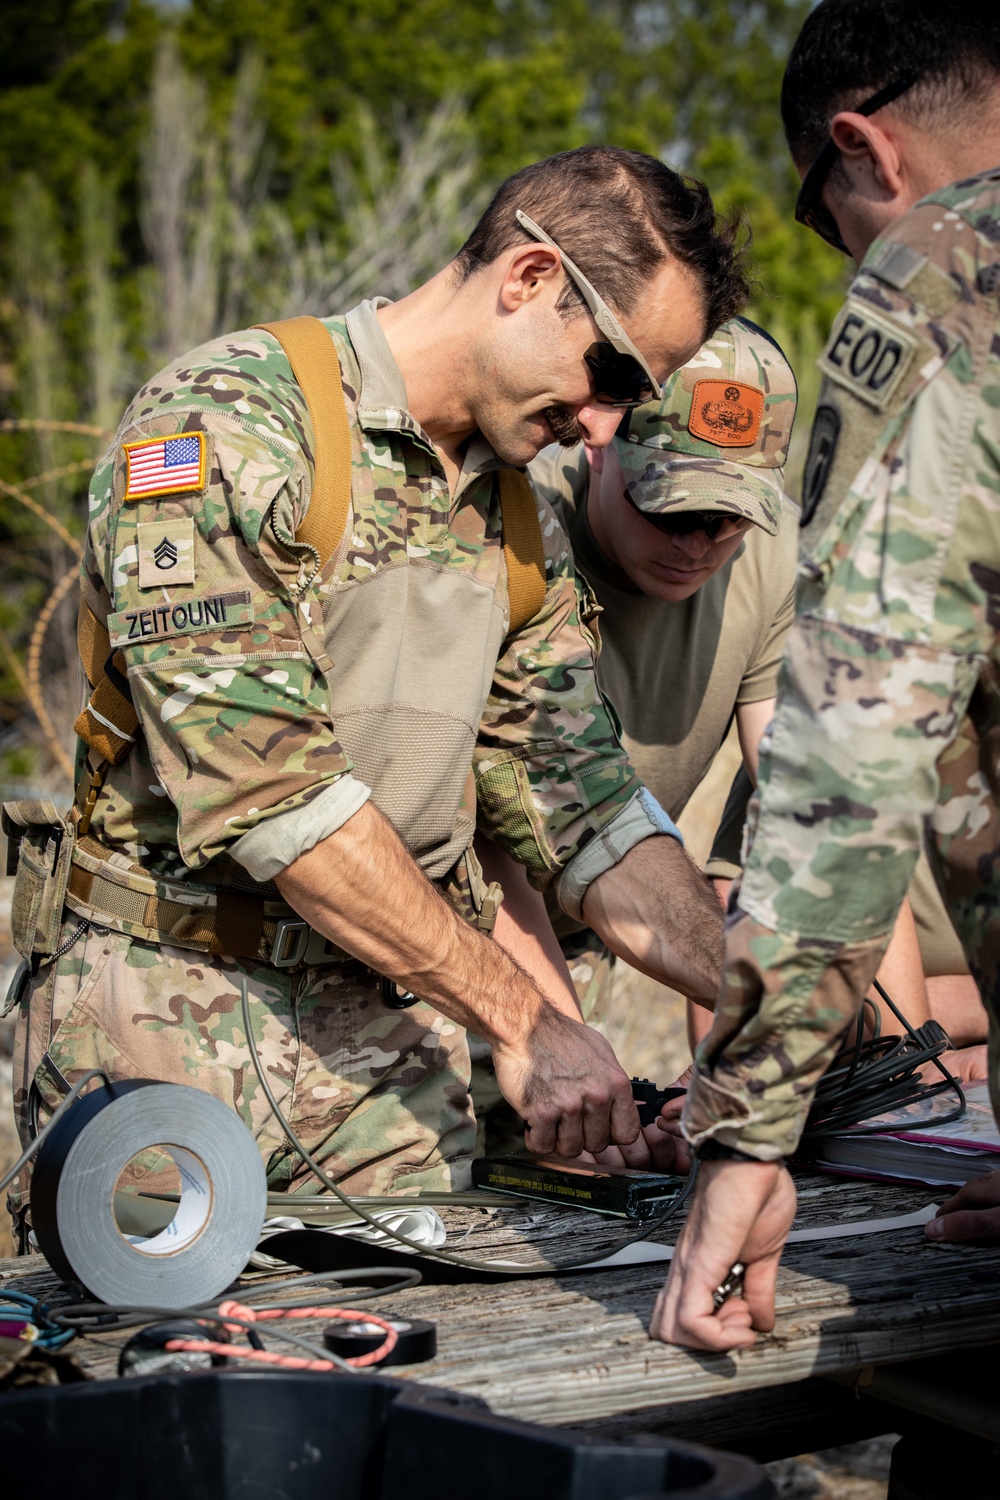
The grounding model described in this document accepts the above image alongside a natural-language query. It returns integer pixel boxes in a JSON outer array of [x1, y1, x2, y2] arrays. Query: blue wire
[[0, 1291, 76, 1350]]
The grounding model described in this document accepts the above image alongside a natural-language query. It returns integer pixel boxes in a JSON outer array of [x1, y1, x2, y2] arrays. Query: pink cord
[[164, 1299, 399, 1371]]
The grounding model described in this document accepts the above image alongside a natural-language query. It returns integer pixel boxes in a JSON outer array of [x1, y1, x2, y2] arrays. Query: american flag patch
[[124, 433, 206, 501]]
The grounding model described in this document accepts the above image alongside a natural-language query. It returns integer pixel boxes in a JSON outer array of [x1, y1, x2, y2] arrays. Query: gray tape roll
[[32, 1080, 267, 1308]]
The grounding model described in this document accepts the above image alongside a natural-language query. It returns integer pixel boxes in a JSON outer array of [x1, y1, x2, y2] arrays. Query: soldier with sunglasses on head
[[7, 146, 756, 1240], [650, 0, 1000, 1354]]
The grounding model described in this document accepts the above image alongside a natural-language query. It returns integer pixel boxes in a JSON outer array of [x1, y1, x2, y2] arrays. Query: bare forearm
[[581, 835, 723, 1004], [275, 801, 546, 1046], [475, 833, 581, 1019], [276, 802, 641, 1157], [867, 895, 930, 1028]]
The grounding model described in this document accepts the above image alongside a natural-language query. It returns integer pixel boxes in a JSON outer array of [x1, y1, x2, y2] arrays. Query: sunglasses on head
[[794, 73, 920, 254], [515, 209, 663, 408], [625, 493, 752, 541]]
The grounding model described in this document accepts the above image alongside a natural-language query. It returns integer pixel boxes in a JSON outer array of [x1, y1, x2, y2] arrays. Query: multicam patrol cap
[[614, 318, 797, 537]]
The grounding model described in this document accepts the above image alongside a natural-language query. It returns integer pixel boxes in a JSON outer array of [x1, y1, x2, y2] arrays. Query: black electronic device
[[472, 1154, 684, 1220], [630, 1076, 686, 1126]]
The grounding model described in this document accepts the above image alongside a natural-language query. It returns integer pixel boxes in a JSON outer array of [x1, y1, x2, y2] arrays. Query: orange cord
[[164, 1299, 399, 1371]]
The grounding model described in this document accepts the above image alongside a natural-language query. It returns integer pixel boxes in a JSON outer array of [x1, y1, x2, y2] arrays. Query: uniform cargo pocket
[[4, 801, 75, 962]]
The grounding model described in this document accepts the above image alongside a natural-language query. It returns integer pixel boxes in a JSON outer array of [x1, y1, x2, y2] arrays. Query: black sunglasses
[[625, 492, 751, 540], [795, 73, 920, 254], [584, 342, 658, 408]]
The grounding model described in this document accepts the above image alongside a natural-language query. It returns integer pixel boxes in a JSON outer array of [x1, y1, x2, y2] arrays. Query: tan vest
[[73, 316, 546, 885]]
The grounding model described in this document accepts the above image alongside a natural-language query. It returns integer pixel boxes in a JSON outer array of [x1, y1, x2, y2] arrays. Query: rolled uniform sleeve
[[102, 409, 363, 874], [684, 195, 1000, 1159], [474, 493, 681, 900]]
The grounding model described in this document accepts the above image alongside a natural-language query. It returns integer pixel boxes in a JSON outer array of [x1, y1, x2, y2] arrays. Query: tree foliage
[[0, 0, 847, 781]]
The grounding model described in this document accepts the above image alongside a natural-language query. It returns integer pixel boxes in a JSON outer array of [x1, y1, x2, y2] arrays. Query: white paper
[[483, 1201, 941, 1272]]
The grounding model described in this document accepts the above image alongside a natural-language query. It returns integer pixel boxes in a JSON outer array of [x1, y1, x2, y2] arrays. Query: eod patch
[[687, 380, 764, 447], [818, 301, 917, 411]]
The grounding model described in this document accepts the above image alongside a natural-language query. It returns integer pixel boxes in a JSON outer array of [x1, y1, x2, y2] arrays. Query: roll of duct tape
[[32, 1080, 267, 1309], [323, 1315, 437, 1366]]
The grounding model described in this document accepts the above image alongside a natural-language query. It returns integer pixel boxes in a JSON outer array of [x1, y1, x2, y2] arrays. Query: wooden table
[[4, 1171, 1000, 1457]]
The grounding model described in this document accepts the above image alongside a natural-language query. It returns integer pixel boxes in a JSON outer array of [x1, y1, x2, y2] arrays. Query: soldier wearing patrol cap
[[650, 0, 1000, 1352], [4, 145, 754, 1243], [528, 319, 798, 1016]]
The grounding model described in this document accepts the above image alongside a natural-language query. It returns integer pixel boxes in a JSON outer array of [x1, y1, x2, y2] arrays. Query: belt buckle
[[272, 918, 310, 968]]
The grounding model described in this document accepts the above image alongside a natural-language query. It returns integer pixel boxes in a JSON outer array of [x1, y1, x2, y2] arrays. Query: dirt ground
[[0, 745, 900, 1490]]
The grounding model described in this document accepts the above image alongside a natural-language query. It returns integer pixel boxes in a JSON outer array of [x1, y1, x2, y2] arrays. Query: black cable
[[46, 1301, 353, 1371], [801, 980, 965, 1146], [240, 974, 695, 1277], [0, 1067, 113, 1196]]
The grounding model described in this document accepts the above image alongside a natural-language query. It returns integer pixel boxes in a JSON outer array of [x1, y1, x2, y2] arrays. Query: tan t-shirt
[[530, 444, 798, 823]]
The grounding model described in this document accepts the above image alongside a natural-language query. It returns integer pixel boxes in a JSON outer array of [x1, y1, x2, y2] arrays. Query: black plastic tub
[[0, 1369, 774, 1499]]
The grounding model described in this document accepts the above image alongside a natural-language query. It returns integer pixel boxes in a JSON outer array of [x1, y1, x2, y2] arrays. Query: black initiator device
[[472, 1077, 687, 1220]]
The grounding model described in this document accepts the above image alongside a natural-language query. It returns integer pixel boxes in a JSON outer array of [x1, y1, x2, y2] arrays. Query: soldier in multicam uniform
[[6, 146, 751, 1244], [650, 1, 1000, 1350], [481, 316, 989, 1138]]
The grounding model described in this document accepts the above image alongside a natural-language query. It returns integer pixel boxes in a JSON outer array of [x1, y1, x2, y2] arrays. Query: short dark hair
[[453, 146, 751, 340], [782, 0, 1000, 167]]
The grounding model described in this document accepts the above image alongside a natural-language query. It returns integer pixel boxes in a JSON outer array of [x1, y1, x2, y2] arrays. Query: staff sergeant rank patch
[[137, 518, 196, 588], [818, 301, 917, 412], [124, 432, 206, 501]]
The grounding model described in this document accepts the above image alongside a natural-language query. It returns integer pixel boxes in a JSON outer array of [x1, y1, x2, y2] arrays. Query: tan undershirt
[[530, 444, 797, 822]]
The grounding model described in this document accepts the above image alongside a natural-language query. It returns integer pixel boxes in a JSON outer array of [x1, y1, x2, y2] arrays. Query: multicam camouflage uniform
[[10, 300, 671, 1230], [683, 169, 1000, 1159], [531, 319, 798, 1024]]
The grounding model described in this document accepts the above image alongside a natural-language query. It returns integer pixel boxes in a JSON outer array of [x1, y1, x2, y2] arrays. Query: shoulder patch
[[800, 404, 841, 527], [124, 432, 206, 501], [688, 381, 764, 447], [818, 302, 917, 411], [108, 589, 253, 649], [137, 518, 195, 588]]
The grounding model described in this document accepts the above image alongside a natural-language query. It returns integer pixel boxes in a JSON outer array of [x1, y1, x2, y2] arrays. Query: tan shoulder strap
[[73, 597, 139, 766], [254, 317, 353, 570], [74, 319, 544, 803], [499, 469, 546, 633], [258, 317, 545, 626]]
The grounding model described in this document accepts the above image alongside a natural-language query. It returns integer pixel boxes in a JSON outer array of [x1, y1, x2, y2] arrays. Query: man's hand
[[276, 802, 641, 1158], [577, 1072, 692, 1172], [582, 835, 723, 1005], [649, 1159, 796, 1350], [926, 1171, 1000, 1244], [492, 1008, 640, 1157], [936, 1045, 988, 1084]]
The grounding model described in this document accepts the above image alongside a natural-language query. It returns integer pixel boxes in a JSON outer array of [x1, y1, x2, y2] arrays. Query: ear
[[584, 442, 604, 473], [829, 112, 904, 198], [497, 243, 564, 313]]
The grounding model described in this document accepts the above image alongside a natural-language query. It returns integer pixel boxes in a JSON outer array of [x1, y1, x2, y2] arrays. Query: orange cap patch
[[688, 381, 765, 448]]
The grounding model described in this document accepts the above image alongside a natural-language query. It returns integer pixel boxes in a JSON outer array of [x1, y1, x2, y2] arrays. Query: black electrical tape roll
[[31, 1078, 267, 1307], [323, 1315, 437, 1366], [118, 1320, 230, 1378]]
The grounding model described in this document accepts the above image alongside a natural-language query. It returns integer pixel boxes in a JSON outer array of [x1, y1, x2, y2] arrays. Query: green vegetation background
[[0, 0, 846, 785]]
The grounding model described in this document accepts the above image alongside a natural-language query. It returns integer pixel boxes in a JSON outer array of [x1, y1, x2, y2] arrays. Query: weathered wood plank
[[4, 1174, 1000, 1429]]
